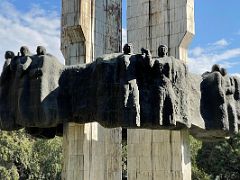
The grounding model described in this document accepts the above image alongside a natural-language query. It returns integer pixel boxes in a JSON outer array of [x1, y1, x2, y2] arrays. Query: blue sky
[[0, 0, 240, 75], [189, 0, 240, 74]]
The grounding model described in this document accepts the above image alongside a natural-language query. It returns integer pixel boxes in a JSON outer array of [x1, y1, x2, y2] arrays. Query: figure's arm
[[217, 73, 225, 103], [21, 57, 32, 71], [140, 48, 153, 68], [233, 77, 240, 100], [29, 68, 43, 79], [16, 57, 32, 77], [226, 77, 235, 95]]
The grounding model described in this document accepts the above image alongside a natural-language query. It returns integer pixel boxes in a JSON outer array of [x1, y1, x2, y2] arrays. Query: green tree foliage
[[191, 134, 240, 180], [32, 137, 63, 179], [0, 130, 62, 179], [1, 130, 240, 180], [196, 134, 240, 180], [190, 136, 211, 180]]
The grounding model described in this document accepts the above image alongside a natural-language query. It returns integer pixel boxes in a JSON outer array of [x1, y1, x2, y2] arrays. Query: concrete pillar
[[63, 123, 122, 180], [61, 0, 122, 179], [127, 0, 195, 62], [61, 0, 122, 64], [127, 0, 195, 179], [127, 130, 191, 180]]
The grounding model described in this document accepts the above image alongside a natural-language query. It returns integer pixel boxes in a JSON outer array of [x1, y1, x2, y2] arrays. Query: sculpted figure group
[[201, 64, 240, 135], [0, 46, 63, 137], [0, 44, 240, 139]]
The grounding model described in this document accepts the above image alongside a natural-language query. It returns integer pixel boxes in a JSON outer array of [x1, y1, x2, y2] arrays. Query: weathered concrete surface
[[0, 53, 63, 131], [191, 68, 240, 140], [127, 129, 191, 180], [61, 0, 122, 179], [127, 1, 194, 178], [62, 123, 121, 180], [61, 0, 122, 64], [127, 0, 195, 62], [1, 52, 239, 139], [58, 54, 191, 129], [1, 48, 240, 180]]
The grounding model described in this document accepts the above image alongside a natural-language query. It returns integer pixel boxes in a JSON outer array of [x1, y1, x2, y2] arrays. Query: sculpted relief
[[200, 64, 240, 138], [0, 45, 240, 140]]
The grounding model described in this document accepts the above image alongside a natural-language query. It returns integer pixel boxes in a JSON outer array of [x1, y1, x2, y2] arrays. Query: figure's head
[[4, 51, 15, 59], [158, 45, 168, 57], [20, 46, 30, 56], [36, 46, 46, 55], [220, 68, 227, 76], [123, 43, 132, 54], [211, 64, 221, 72]]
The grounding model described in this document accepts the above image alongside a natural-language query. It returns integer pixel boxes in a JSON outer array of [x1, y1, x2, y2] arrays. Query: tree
[[196, 134, 240, 180], [31, 137, 63, 179], [0, 130, 63, 179], [190, 136, 212, 180], [0, 130, 33, 179]]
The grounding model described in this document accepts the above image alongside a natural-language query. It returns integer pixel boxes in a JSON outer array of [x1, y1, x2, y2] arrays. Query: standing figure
[[200, 65, 231, 133], [117, 44, 140, 127], [1, 51, 15, 84], [152, 60, 175, 126], [232, 76, 240, 127], [16, 46, 32, 77], [220, 68, 238, 134], [158, 45, 176, 125], [0, 51, 21, 130], [14, 46, 32, 125]]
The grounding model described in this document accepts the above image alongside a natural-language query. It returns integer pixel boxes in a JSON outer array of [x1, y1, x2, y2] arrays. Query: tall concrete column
[[128, 130, 191, 180], [127, 0, 194, 62], [127, 0, 195, 179], [61, 0, 122, 179], [62, 123, 122, 180]]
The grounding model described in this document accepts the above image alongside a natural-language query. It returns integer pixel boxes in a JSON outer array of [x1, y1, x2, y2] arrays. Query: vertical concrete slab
[[127, 0, 195, 62], [61, 0, 122, 179], [127, 130, 191, 180], [61, 0, 92, 64], [127, 0, 194, 179]]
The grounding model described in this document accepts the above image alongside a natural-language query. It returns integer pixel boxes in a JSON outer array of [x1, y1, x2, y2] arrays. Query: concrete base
[[62, 123, 122, 180], [127, 129, 191, 180]]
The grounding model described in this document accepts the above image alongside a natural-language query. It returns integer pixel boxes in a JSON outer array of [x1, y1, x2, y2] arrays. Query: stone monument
[[61, 0, 122, 179], [127, 0, 194, 179], [1, 45, 240, 179], [0, 0, 239, 180]]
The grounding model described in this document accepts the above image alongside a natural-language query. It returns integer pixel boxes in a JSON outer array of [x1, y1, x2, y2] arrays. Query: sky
[[0, 0, 240, 75]]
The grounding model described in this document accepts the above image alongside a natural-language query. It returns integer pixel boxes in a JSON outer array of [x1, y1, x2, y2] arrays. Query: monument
[[127, 0, 195, 179], [0, 0, 239, 180], [61, 0, 122, 179]]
